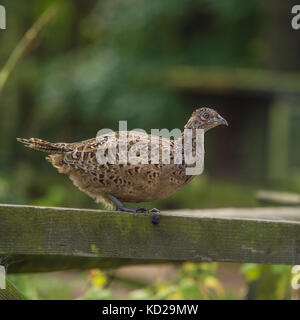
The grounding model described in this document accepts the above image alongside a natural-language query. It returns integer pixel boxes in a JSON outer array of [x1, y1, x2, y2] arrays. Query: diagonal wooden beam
[[0, 280, 26, 300]]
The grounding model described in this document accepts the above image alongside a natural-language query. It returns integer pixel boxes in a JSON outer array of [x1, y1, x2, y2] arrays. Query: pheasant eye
[[202, 112, 209, 120]]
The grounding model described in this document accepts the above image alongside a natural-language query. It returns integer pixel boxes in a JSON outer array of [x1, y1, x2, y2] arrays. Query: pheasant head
[[184, 107, 228, 132]]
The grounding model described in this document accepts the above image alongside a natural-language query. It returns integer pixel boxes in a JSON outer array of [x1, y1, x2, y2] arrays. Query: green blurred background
[[1, 0, 300, 299]]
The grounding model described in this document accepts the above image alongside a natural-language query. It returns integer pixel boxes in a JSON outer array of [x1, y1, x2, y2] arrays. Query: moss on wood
[[0, 204, 299, 273]]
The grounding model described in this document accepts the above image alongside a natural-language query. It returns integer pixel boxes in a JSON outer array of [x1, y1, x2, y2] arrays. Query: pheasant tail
[[17, 138, 72, 154]]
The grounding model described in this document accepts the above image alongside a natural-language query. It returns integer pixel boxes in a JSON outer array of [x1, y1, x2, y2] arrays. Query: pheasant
[[17, 107, 227, 218]]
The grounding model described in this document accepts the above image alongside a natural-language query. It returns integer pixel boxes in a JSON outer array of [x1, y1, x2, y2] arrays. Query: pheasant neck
[[180, 128, 199, 152]]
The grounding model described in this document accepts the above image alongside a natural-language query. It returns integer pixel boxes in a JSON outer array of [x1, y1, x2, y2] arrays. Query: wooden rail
[[256, 190, 300, 206], [164, 66, 300, 96], [0, 204, 300, 274]]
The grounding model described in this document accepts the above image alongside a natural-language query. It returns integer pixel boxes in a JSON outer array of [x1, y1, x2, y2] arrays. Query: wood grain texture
[[0, 204, 300, 273]]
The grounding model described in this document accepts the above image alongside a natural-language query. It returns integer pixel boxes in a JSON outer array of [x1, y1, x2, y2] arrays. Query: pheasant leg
[[108, 195, 161, 224], [108, 195, 149, 213]]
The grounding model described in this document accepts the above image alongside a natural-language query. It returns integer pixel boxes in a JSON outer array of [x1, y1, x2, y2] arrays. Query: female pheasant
[[17, 107, 227, 214]]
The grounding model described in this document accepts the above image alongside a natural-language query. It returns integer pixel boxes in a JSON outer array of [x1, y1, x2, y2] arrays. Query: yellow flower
[[203, 276, 225, 297], [88, 269, 107, 288]]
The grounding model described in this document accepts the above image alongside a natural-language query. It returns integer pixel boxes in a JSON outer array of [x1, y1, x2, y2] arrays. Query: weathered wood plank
[[0, 204, 300, 273], [256, 190, 300, 206], [165, 67, 300, 96], [0, 280, 26, 300]]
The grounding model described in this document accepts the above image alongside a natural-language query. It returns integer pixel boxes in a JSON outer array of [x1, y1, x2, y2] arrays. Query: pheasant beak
[[217, 114, 228, 126]]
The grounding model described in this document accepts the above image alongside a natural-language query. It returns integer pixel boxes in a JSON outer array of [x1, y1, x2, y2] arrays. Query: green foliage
[[0, 0, 268, 204], [8, 263, 235, 300], [241, 264, 293, 300], [129, 262, 234, 300], [8, 272, 89, 300], [7, 262, 296, 300]]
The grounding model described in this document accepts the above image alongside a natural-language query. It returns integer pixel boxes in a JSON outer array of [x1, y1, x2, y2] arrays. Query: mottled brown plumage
[[17, 107, 227, 213]]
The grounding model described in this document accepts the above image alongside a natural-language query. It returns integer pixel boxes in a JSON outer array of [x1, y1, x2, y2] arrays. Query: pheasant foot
[[108, 195, 160, 223], [116, 205, 148, 213]]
